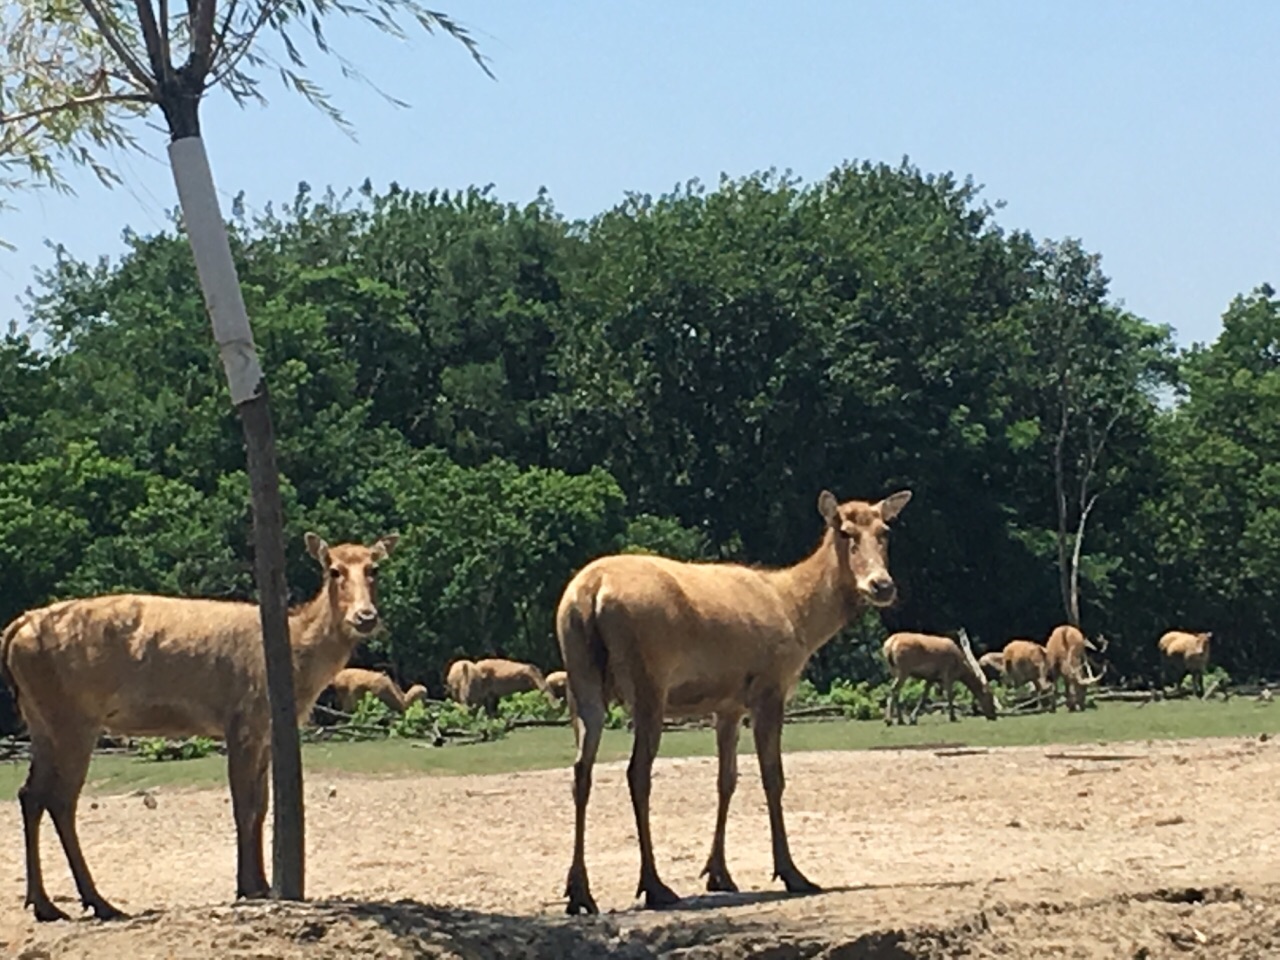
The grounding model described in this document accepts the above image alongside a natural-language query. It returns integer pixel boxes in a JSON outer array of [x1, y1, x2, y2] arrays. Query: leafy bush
[[136, 736, 218, 762], [498, 690, 566, 722]]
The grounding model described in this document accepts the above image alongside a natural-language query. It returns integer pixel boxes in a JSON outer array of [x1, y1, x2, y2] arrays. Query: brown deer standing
[[996, 639, 1055, 712], [1157, 630, 1214, 698], [556, 488, 911, 915], [0, 532, 397, 922], [1045, 624, 1107, 712]]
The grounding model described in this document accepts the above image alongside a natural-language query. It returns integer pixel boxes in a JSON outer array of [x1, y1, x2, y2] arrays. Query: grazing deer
[[444, 657, 549, 716], [556, 488, 911, 915], [1045, 624, 1107, 712], [881, 630, 998, 725], [545, 669, 569, 701], [326, 667, 427, 714], [1, 532, 397, 922], [994, 639, 1054, 712], [1157, 630, 1214, 698]]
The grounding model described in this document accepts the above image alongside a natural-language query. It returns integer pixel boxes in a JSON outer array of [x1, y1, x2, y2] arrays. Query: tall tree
[[1020, 239, 1173, 627], [1, 0, 488, 901]]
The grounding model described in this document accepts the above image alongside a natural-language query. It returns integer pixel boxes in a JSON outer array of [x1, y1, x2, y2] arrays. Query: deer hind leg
[[627, 683, 679, 909], [701, 710, 743, 893], [40, 724, 124, 921], [227, 728, 270, 900], [885, 680, 906, 727], [564, 682, 605, 916], [909, 681, 933, 725], [19, 736, 69, 922]]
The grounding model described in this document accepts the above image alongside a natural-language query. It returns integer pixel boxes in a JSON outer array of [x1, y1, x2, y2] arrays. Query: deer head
[[305, 532, 400, 637], [817, 489, 912, 608]]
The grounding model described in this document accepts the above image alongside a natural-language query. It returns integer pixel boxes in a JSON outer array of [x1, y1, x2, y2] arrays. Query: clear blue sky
[[3, 1, 1277, 348]]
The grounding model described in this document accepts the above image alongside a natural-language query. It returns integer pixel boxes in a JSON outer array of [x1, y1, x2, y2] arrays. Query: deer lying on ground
[[445, 657, 549, 716], [326, 667, 427, 714], [556, 488, 911, 915], [545, 669, 569, 701], [881, 630, 997, 725], [0, 531, 397, 922], [1045, 624, 1107, 712], [995, 639, 1054, 712], [1157, 630, 1213, 698]]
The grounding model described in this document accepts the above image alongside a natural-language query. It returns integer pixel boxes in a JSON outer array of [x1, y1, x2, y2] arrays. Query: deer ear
[[305, 532, 330, 566], [817, 490, 841, 527], [878, 490, 913, 522], [371, 533, 400, 561]]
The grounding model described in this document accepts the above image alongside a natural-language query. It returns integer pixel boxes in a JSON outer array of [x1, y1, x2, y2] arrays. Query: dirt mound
[[9, 885, 1280, 960]]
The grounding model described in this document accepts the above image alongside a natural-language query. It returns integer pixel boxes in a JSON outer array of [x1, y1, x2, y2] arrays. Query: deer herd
[[0, 488, 1218, 921]]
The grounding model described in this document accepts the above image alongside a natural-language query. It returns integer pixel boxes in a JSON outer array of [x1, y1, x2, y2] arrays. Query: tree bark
[[166, 133, 305, 900]]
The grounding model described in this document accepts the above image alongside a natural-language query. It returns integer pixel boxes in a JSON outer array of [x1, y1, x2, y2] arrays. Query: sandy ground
[[2, 734, 1279, 958]]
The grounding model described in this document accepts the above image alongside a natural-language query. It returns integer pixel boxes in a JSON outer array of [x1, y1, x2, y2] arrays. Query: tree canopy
[[2, 160, 1273, 725]]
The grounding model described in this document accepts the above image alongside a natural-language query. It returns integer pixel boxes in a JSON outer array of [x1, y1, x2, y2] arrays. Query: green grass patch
[[1, 698, 1275, 799]]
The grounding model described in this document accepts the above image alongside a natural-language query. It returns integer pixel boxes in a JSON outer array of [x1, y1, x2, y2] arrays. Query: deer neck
[[769, 529, 862, 656], [287, 589, 360, 715]]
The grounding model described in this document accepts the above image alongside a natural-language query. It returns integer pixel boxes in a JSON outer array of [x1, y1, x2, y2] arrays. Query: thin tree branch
[[210, 0, 243, 70], [78, 0, 158, 93], [0, 93, 152, 126]]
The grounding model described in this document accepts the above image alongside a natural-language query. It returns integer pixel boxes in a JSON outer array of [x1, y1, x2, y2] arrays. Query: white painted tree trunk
[[167, 134, 305, 900]]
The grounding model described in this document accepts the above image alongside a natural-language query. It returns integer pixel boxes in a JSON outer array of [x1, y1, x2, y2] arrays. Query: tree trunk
[[166, 133, 305, 900]]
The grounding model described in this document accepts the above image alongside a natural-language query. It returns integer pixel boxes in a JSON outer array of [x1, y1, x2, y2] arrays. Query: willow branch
[[78, 0, 157, 92], [0, 92, 152, 126], [208, 0, 287, 88]]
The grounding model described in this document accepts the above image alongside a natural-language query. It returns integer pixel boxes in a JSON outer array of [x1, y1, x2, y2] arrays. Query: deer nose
[[869, 577, 896, 604], [352, 607, 379, 632]]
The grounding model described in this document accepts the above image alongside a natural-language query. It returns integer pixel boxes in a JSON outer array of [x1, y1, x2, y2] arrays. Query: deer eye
[[368, 565, 379, 579], [329, 567, 342, 580]]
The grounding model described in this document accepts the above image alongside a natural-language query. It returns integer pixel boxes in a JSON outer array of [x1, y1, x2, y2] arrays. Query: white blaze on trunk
[[167, 135, 265, 406]]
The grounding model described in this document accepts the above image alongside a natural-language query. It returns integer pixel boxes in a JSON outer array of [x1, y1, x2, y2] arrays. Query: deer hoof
[[639, 877, 681, 910], [30, 898, 71, 923], [89, 897, 127, 921], [564, 872, 598, 916], [701, 862, 739, 893], [777, 867, 822, 895]]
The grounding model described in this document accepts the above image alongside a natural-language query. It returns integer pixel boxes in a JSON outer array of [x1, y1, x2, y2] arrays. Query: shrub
[[136, 736, 218, 762]]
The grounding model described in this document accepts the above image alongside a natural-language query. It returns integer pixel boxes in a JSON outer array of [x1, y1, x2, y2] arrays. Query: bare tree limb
[[159, 0, 173, 77], [132, 0, 172, 85], [189, 0, 219, 74], [1067, 490, 1101, 627]]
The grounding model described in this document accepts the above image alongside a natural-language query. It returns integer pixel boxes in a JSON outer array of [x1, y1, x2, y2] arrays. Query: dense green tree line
[[1, 161, 1275, 730]]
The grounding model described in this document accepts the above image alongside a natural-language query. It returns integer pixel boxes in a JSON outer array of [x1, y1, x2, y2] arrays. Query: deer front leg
[[752, 694, 819, 895], [701, 710, 742, 893], [227, 732, 270, 900]]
